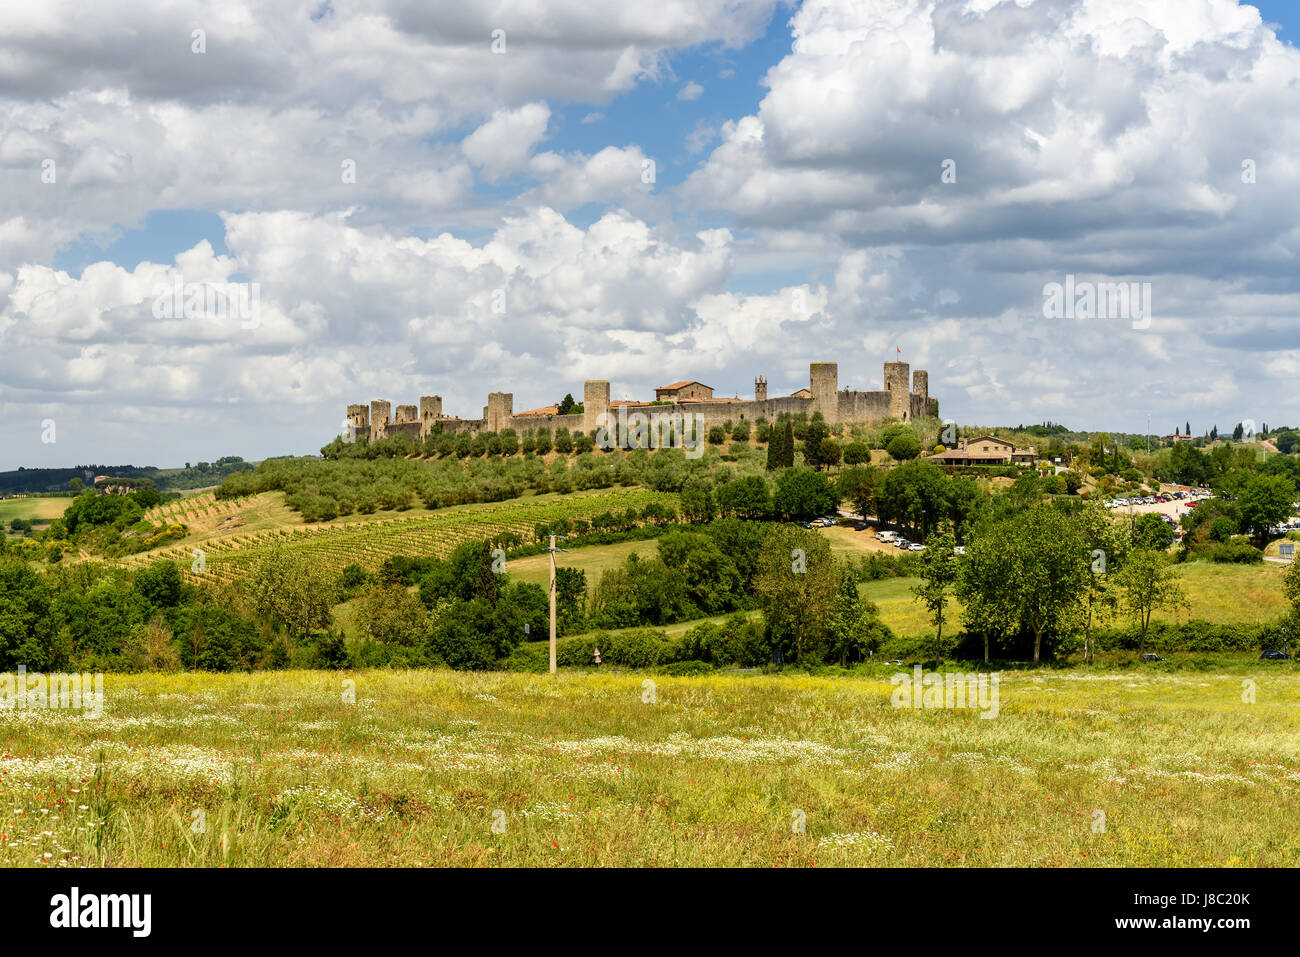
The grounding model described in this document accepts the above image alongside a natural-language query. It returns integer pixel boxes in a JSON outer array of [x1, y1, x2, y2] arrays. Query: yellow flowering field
[[1, 667, 1297, 867]]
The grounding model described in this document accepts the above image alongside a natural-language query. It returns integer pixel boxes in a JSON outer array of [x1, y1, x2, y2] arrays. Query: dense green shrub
[[659, 660, 713, 675], [1089, 619, 1286, 653], [1191, 542, 1262, 564], [676, 615, 769, 666]]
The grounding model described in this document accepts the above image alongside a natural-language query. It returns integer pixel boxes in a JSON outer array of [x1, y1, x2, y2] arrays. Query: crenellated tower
[[370, 400, 391, 441], [883, 362, 910, 420], [583, 379, 610, 434], [810, 362, 838, 423]]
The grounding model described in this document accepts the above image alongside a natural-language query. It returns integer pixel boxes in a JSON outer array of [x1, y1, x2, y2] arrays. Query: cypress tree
[[766, 423, 783, 470]]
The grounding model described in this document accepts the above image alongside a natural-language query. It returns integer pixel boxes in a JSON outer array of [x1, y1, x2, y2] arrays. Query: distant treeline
[[1, 457, 251, 495], [0, 466, 149, 495]]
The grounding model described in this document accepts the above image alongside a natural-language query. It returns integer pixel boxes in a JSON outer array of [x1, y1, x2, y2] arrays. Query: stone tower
[[911, 370, 929, 419], [395, 404, 417, 423], [883, 361, 910, 420], [583, 380, 610, 434], [486, 392, 513, 432], [755, 375, 767, 402], [810, 362, 839, 424], [419, 395, 442, 439], [346, 404, 370, 442], [370, 400, 391, 441]]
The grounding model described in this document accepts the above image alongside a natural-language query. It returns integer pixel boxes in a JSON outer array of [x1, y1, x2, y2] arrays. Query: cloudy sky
[[2, 0, 1298, 468]]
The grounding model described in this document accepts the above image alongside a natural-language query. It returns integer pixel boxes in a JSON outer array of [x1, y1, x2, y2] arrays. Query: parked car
[[1140, 653, 1166, 662], [1260, 650, 1292, 660], [908, 543, 926, 551]]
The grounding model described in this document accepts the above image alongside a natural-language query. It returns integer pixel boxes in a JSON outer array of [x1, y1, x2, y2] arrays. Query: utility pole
[[546, 532, 568, 675], [548, 533, 557, 674]]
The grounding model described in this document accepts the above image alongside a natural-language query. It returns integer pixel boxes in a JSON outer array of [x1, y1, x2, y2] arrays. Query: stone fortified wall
[[348, 362, 932, 442]]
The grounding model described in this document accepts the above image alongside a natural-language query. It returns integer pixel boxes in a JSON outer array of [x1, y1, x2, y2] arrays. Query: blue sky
[[52, 9, 801, 276], [3, 0, 1300, 468]]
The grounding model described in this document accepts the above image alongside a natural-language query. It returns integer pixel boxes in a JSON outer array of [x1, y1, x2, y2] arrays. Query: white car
[[954, 546, 967, 555], [908, 543, 926, 551]]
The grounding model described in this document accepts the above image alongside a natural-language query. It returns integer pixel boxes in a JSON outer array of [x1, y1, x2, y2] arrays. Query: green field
[[2, 668, 1294, 867], [508, 539, 659, 592], [0, 496, 68, 525], [859, 561, 1289, 638]]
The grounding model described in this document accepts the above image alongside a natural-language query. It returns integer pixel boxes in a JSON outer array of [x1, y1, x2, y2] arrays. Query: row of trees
[[912, 501, 1187, 665]]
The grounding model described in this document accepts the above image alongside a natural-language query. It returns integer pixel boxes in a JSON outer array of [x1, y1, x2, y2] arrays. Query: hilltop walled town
[[345, 360, 937, 443]]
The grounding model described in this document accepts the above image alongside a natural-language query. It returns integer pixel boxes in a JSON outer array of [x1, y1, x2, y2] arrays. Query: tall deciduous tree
[[804, 419, 830, 469], [753, 525, 838, 663], [1238, 473, 1296, 543], [912, 534, 957, 664], [944, 476, 984, 543], [1075, 503, 1128, 663], [1115, 547, 1187, 657], [827, 567, 883, 666], [836, 466, 880, 521], [878, 460, 949, 542], [958, 503, 1090, 665], [772, 468, 839, 521], [355, 581, 429, 645], [246, 547, 338, 642]]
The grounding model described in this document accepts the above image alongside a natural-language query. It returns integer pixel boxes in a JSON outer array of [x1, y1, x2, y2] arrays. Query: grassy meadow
[[859, 561, 1287, 639], [2, 668, 1296, 868], [0, 496, 68, 526]]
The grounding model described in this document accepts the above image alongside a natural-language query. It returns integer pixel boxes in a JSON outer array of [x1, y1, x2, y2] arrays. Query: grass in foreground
[[1, 668, 1295, 867]]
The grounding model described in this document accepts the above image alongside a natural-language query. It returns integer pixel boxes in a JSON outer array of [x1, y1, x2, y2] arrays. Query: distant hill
[[0, 457, 254, 495]]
